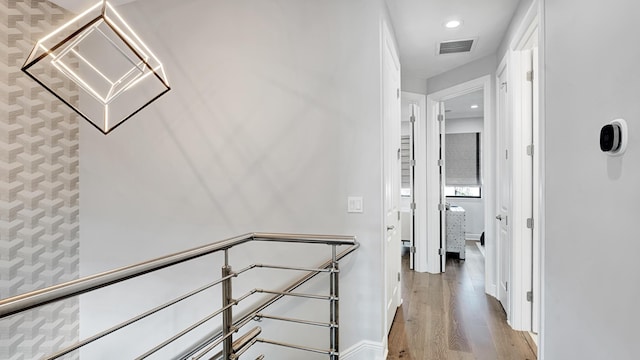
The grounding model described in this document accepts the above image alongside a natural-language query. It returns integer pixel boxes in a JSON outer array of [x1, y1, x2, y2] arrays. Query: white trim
[[465, 233, 481, 241], [420, 75, 494, 283], [341, 340, 386, 360], [507, 46, 534, 331], [402, 91, 428, 272], [537, 1, 546, 358], [510, 0, 540, 51], [504, 0, 543, 338], [488, 283, 497, 298]]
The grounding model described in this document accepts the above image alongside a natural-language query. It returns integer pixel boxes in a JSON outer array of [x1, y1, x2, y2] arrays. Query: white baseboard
[[466, 233, 481, 241], [486, 283, 497, 298], [341, 340, 386, 360]]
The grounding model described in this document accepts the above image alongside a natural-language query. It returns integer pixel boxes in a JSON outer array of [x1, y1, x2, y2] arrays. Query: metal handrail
[[0, 232, 356, 318], [175, 243, 359, 360], [1, 232, 358, 359]]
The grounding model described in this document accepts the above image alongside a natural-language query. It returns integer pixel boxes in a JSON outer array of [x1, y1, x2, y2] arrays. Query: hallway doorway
[[387, 243, 537, 359], [420, 75, 493, 283]]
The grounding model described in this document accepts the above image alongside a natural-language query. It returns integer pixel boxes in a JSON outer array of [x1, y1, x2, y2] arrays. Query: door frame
[[402, 91, 427, 272], [504, 0, 543, 334], [418, 75, 495, 290]]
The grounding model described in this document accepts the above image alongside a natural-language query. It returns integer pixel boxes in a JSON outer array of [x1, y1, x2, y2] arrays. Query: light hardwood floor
[[387, 242, 537, 360]]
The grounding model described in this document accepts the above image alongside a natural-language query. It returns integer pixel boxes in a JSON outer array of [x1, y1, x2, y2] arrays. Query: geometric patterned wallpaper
[[0, 1, 79, 358]]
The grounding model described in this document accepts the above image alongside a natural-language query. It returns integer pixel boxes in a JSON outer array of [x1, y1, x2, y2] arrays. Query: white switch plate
[[347, 196, 363, 213]]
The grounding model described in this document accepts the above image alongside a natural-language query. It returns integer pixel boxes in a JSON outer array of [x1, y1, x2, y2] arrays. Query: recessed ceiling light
[[445, 20, 462, 29], [470, 104, 479, 109]]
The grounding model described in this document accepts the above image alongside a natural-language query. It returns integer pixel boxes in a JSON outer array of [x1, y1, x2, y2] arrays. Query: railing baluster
[[330, 244, 339, 360], [222, 249, 234, 360], [0, 233, 358, 360]]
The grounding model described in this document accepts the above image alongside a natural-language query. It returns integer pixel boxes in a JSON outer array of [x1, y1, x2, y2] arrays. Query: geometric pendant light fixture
[[22, 1, 170, 134]]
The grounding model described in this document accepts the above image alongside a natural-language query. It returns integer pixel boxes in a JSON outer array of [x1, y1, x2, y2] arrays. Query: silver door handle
[[496, 215, 503, 221], [387, 225, 395, 231]]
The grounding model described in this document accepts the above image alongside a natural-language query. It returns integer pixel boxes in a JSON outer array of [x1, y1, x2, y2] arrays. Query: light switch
[[348, 196, 363, 213]]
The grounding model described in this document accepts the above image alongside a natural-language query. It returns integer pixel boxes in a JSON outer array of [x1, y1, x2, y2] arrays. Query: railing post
[[222, 249, 233, 359], [329, 245, 339, 359]]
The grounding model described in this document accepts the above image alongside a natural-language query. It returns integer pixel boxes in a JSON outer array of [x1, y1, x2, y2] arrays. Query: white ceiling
[[444, 90, 483, 120], [54, 0, 520, 81], [52, 0, 136, 13], [386, 0, 522, 80]]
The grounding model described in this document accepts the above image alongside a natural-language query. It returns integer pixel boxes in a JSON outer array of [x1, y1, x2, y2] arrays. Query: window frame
[[444, 185, 482, 199]]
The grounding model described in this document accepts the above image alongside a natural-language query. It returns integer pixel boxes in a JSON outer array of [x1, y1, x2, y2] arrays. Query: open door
[[382, 22, 401, 335], [531, 46, 540, 335], [496, 62, 511, 312], [408, 104, 417, 270], [437, 101, 446, 272]]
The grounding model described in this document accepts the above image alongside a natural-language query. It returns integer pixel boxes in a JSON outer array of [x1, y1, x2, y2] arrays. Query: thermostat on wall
[[600, 118, 627, 156]]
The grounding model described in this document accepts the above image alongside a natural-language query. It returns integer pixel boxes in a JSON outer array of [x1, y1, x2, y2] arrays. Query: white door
[[409, 104, 417, 270], [437, 102, 447, 272], [496, 64, 512, 312], [531, 46, 540, 334], [520, 48, 535, 330], [383, 24, 401, 335]]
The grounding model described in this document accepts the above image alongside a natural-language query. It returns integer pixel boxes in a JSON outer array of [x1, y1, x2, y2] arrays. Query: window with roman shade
[[401, 135, 411, 189], [445, 132, 481, 186]]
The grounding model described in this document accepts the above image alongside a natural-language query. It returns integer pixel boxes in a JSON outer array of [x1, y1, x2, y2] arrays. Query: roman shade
[[445, 132, 481, 185]]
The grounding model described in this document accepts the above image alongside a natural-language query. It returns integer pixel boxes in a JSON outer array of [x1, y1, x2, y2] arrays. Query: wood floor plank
[[387, 242, 537, 360]]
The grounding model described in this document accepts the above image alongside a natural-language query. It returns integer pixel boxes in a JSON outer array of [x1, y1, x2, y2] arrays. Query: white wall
[[496, 0, 535, 60], [401, 74, 427, 95], [445, 117, 485, 239], [79, 0, 388, 358], [426, 54, 497, 95], [445, 117, 483, 133], [544, 0, 640, 359]]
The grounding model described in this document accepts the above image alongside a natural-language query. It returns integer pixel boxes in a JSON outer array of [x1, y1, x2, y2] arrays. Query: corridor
[[387, 243, 537, 359]]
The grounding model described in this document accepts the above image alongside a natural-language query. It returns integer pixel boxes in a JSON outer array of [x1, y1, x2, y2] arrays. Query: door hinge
[[438, 159, 444, 167], [410, 115, 416, 123], [397, 272, 401, 282], [505, 149, 509, 160], [397, 148, 401, 160], [501, 81, 508, 92], [526, 70, 533, 82], [527, 218, 534, 229], [410, 246, 416, 254], [410, 202, 416, 210], [505, 281, 509, 292], [526, 291, 533, 302], [437, 114, 444, 122], [438, 248, 445, 256], [438, 203, 446, 211], [527, 145, 534, 156], [397, 88, 400, 99], [397, 211, 401, 221], [410, 159, 416, 167]]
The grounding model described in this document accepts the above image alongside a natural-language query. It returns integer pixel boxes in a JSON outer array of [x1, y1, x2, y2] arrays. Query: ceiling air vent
[[438, 39, 475, 55]]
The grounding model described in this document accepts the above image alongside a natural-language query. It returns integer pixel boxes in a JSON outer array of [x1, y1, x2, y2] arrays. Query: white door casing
[[531, 45, 540, 334], [409, 103, 417, 270], [382, 21, 401, 335], [422, 76, 494, 288], [509, 12, 540, 331], [402, 91, 427, 273], [437, 102, 446, 272]]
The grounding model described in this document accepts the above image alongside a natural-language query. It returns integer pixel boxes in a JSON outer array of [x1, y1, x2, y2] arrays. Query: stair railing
[[0, 232, 359, 359]]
